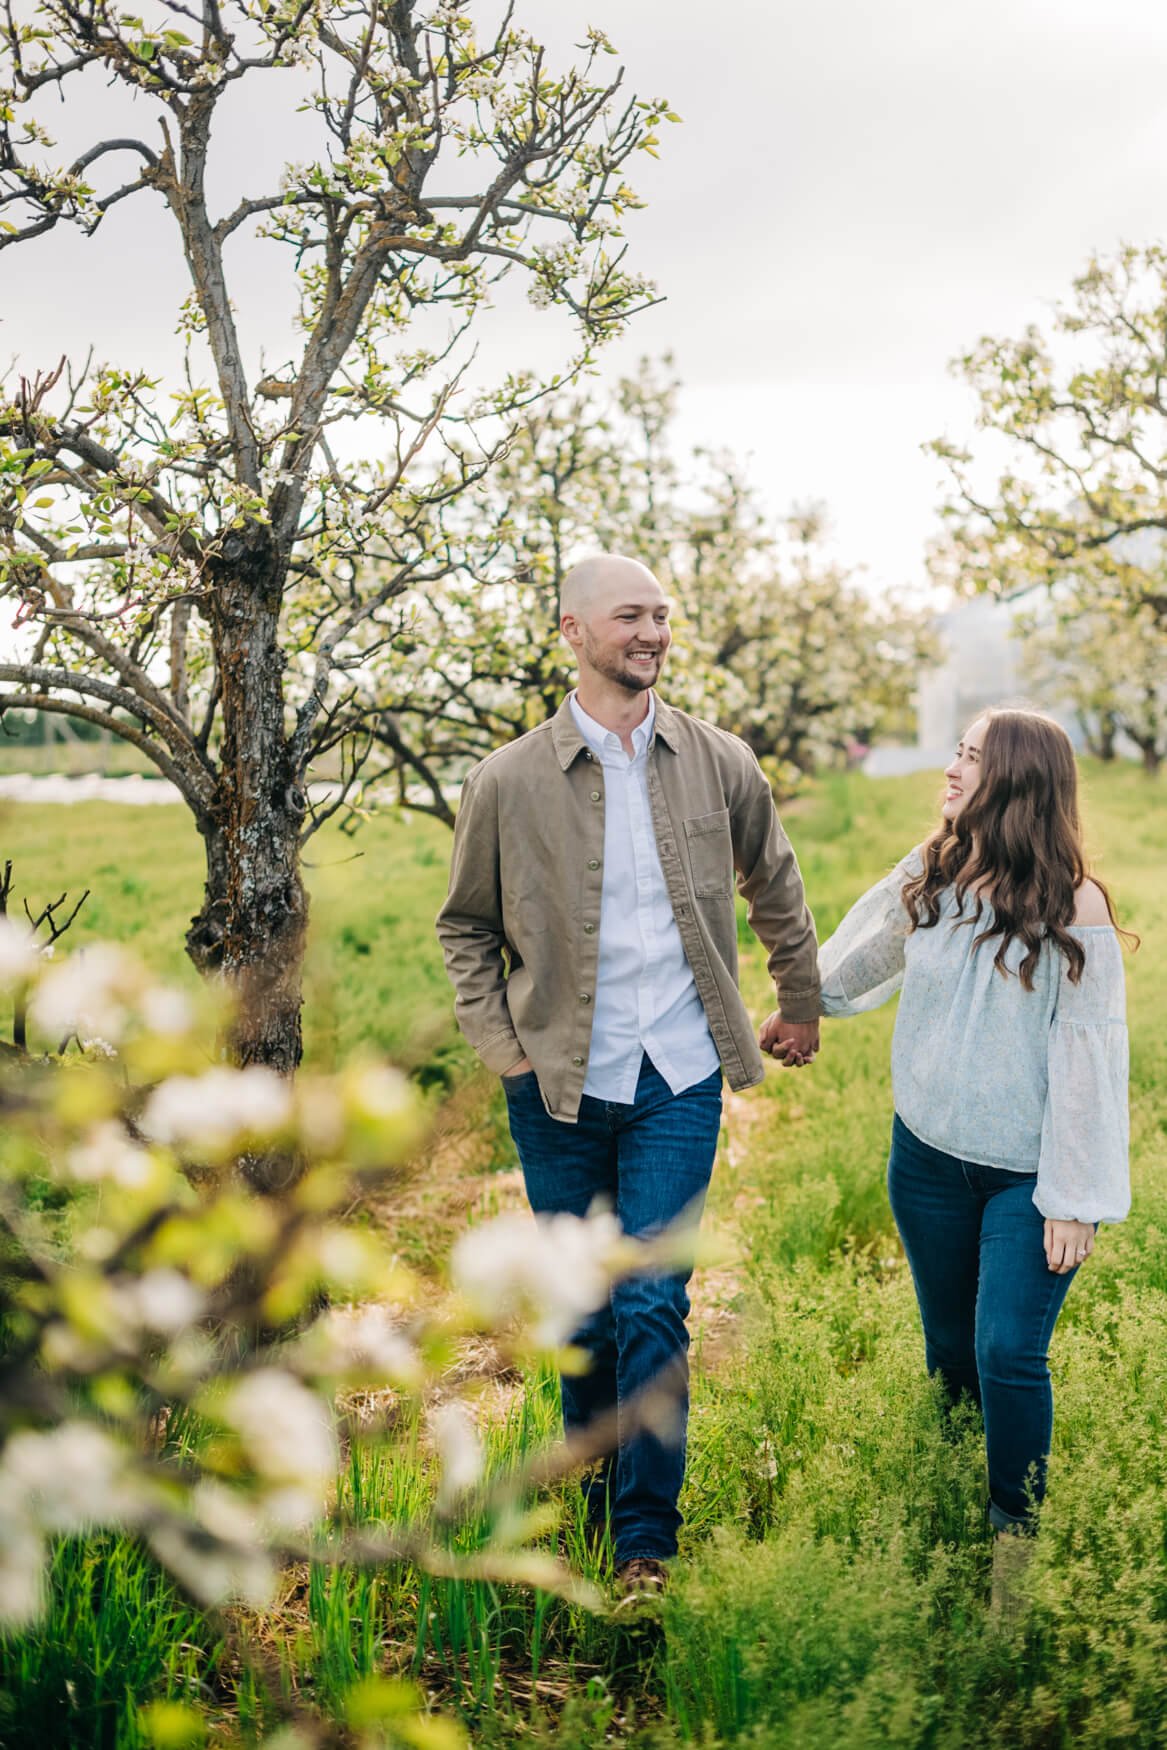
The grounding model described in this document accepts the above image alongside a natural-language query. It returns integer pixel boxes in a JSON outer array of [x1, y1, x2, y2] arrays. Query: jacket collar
[[550, 692, 680, 771]]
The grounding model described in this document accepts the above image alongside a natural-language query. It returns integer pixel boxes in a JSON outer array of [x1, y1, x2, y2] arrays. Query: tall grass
[[1, 761, 1164, 1746]]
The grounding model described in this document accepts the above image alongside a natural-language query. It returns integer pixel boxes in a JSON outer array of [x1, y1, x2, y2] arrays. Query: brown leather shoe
[[615, 1557, 668, 1602]]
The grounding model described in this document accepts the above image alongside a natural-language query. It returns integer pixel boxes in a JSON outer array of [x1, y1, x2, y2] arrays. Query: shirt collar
[[568, 690, 656, 758]]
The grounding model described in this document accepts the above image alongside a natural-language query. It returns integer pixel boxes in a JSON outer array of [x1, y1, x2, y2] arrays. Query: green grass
[[1, 763, 1165, 1747], [0, 740, 157, 777], [0, 803, 462, 1075]]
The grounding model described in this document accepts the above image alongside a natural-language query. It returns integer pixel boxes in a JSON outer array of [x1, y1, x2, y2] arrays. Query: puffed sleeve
[[1034, 930, 1131, 1224], [817, 849, 921, 1017]]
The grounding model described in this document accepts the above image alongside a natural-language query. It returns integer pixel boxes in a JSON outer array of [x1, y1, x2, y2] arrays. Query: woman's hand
[[758, 1012, 820, 1067], [1044, 1218, 1095, 1275]]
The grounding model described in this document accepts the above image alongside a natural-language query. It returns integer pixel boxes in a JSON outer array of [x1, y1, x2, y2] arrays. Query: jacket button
[[583, 922, 595, 934], [590, 790, 601, 802], [579, 992, 591, 1004], [587, 858, 600, 870], [572, 1055, 584, 1066]]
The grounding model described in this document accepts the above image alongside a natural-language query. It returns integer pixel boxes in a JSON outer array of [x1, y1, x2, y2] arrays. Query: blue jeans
[[887, 1113, 1082, 1531], [503, 1054, 723, 1563]]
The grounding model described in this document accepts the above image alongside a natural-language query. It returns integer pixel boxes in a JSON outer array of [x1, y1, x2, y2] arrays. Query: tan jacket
[[436, 695, 819, 1121]]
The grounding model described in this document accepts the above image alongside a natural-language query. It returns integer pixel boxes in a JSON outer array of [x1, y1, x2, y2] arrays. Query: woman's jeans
[[503, 1054, 723, 1564], [887, 1114, 1081, 1531]]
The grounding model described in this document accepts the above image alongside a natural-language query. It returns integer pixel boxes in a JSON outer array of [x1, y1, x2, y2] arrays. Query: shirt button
[[579, 992, 591, 1004], [572, 1055, 584, 1066], [587, 859, 600, 870], [583, 922, 595, 934], [590, 790, 602, 802]]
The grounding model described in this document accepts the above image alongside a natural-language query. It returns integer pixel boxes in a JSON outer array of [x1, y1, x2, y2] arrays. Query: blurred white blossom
[[142, 1066, 293, 1152], [0, 1512, 45, 1626], [0, 1423, 141, 1535], [148, 1483, 275, 1608], [303, 1305, 422, 1387], [451, 1208, 623, 1346], [427, 1401, 483, 1510], [140, 987, 196, 1037], [0, 919, 40, 988], [116, 1269, 205, 1335], [221, 1368, 336, 1491], [67, 1121, 152, 1188], [30, 944, 139, 1042]]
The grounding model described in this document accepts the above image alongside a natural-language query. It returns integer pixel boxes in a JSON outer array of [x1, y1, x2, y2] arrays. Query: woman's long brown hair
[[901, 708, 1132, 991]]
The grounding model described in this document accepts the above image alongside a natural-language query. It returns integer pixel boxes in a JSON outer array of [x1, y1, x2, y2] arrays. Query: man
[[436, 554, 819, 1596]]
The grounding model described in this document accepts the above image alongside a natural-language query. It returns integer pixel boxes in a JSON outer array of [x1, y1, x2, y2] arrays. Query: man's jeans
[[503, 1054, 723, 1564], [887, 1113, 1082, 1531]]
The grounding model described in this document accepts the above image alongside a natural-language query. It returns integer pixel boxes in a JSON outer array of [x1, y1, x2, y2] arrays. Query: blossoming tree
[[929, 243, 1167, 777], [0, 0, 668, 1072], [343, 363, 934, 813]]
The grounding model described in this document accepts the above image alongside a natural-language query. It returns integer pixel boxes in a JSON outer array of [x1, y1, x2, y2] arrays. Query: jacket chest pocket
[[684, 807, 733, 898]]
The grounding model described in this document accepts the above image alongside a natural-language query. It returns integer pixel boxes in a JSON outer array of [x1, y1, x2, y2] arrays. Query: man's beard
[[582, 629, 662, 693]]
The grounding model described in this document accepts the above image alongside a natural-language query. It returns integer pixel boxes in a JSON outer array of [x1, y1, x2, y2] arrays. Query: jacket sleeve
[[731, 754, 820, 1023], [1034, 931, 1131, 1224], [817, 850, 920, 1017], [435, 764, 526, 1074]]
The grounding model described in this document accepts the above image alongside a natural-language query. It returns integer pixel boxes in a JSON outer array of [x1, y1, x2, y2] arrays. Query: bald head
[[560, 553, 672, 698], [560, 554, 661, 623]]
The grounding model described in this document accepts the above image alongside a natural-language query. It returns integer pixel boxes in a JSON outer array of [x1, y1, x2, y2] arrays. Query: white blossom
[[140, 986, 196, 1037], [257, 1485, 323, 1534], [30, 944, 139, 1042], [304, 1305, 421, 1386], [67, 1121, 153, 1188], [79, 1036, 118, 1059], [0, 919, 39, 988], [117, 1269, 205, 1335], [0, 1512, 45, 1626], [221, 1369, 336, 1491], [344, 1062, 413, 1121], [0, 1423, 140, 1534], [427, 1401, 483, 1510], [142, 1066, 293, 1152], [451, 1208, 623, 1346], [149, 1484, 275, 1608]]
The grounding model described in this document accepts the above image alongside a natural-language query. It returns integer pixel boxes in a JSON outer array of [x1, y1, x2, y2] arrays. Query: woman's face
[[942, 715, 989, 822]]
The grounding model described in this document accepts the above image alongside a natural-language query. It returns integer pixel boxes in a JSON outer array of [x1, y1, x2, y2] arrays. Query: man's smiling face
[[569, 567, 672, 694]]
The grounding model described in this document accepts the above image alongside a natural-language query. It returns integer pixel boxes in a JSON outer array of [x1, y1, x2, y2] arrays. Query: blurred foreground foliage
[[0, 929, 685, 1747]]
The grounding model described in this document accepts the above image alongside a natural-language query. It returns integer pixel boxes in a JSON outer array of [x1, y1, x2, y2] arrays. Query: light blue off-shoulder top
[[817, 849, 1130, 1223]]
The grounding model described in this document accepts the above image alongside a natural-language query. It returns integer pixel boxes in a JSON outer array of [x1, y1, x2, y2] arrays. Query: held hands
[[1044, 1218, 1095, 1275], [758, 1012, 820, 1069]]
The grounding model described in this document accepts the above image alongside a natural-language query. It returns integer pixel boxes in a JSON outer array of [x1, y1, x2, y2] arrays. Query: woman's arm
[[1034, 927, 1131, 1227], [817, 849, 921, 1018]]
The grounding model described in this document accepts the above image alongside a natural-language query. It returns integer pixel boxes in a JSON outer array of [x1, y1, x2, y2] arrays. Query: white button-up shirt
[[569, 691, 720, 1102]]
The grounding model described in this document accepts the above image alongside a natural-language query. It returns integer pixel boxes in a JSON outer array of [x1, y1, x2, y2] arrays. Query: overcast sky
[[7, 0, 1167, 597]]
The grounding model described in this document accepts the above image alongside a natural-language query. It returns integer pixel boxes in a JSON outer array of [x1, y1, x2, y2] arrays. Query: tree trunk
[[1141, 743, 1162, 777], [1098, 711, 1118, 763], [186, 820, 229, 973], [208, 525, 308, 1077]]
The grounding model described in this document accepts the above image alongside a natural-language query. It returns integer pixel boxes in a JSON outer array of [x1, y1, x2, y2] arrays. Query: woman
[[815, 709, 1131, 1598]]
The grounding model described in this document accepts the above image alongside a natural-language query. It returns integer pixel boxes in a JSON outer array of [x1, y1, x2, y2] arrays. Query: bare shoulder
[[1073, 879, 1112, 926]]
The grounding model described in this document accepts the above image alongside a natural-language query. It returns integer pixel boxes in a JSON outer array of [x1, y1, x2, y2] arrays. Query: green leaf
[[138, 1701, 207, 1750], [344, 1677, 423, 1728]]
